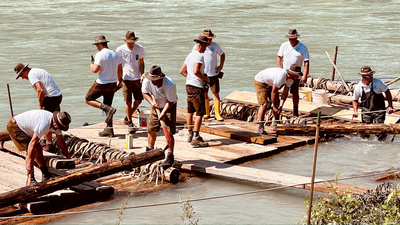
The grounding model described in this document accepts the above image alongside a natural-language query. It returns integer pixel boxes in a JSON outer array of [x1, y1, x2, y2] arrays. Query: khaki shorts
[[122, 80, 144, 102], [147, 103, 177, 135], [7, 119, 30, 152], [205, 76, 220, 93], [85, 82, 117, 106], [186, 85, 206, 116], [254, 80, 272, 105]]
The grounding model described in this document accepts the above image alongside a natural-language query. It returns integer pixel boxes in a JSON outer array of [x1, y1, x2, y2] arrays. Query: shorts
[[147, 102, 177, 135], [7, 119, 30, 152], [85, 82, 117, 106], [42, 95, 62, 112], [205, 76, 220, 93], [254, 80, 272, 105], [122, 80, 144, 102], [186, 85, 206, 116], [290, 79, 300, 95]]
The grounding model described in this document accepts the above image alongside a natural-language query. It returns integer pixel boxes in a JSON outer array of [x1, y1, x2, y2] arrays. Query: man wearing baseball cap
[[7, 109, 71, 186]]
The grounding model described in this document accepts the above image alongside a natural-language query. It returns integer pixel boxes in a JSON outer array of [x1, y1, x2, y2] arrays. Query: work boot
[[123, 116, 129, 125], [204, 99, 210, 119], [160, 152, 174, 169], [40, 166, 52, 182], [145, 146, 154, 152], [128, 121, 138, 134], [272, 122, 278, 131], [257, 123, 268, 135], [187, 131, 194, 143], [191, 136, 209, 148], [100, 103, 117, 125], [213, 100, 224, 121], [99, 127, 114, 137], [26, 171, 38, 186]]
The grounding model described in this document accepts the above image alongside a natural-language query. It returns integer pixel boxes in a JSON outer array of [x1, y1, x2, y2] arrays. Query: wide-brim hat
[[145, 65, 165, 81], [358, 66, 376, 76], [203, 29, 216, 39], [14, 63, 29, 79], [53, 111, 71, 131], [92, 35, 110, 45], [286, 64, 303, 76], [194, 34, 209, 44], [124, 31, 139, 43], [285, 29, 300, 39]]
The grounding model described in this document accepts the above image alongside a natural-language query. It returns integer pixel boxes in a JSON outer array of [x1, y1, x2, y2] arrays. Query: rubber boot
[[40, 166, 52, 182], [213, 100, 224, 121], [204, 99, 210, 119], [100, 103, 116, 125], [26, 171, 38, 186]]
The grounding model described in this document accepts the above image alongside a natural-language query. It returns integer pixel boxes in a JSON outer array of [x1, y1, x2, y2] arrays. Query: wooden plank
[[175, 160, 371, 194]]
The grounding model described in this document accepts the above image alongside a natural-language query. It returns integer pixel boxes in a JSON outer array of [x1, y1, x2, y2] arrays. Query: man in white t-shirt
[[85, 35, 123, 137], [142, 65, 178, 169], [254, 65, 302, 134], [7, 110, 71, 186], [14, 63, 63, 153], [192, 29, 226, 121], [180, 34, 210, 148], [277, 29, 310, 117], [352, 66, 393, 124], [116, 31, 146, 132]]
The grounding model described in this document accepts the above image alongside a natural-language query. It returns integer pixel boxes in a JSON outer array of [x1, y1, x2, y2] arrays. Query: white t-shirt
[[28, 68, 62, 97], [14, 109, 54, 138], [192, 42, 224, 77], [184, 51, 205, 88], [254, 67, 294, 89], [353, 78, 388, 101], [116, 43, 146, 81], [94, 48, 123, 84], [277, 41, 309, 70], [142, 76, 178, 108]]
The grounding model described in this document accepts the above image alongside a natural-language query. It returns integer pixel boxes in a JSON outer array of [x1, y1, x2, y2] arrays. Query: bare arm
[[56, 133, 71, 159], [277, 56, 283, 68], [385, 89, 394, 114], [180, 63, 188, 77], [194, 63, 209, 83], [279, 85, 290, 111], [302, 60, 310, 83], [91, 64, 100, 73], [216, 53, 225, 73], [352, 100, 359, 117], [117, 64, 123, 86], [139, 58, 145, 75], [26, 133, 41, 172], [33, 82, 45, 109]]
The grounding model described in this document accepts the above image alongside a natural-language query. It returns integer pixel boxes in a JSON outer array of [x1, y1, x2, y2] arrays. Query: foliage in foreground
[[180, 196, 199, 225], [304, 182, 400, 224]]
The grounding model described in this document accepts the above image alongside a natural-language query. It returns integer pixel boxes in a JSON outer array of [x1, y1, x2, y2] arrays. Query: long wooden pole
[[0, 148, 165, 208], [325, 51, 351, 92], [307, 111, 321, 224], [330, 46, 338, 81], [7, 84, 14, 117]]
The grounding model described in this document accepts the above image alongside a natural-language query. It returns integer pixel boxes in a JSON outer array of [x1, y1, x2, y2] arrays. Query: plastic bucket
[[138, 110, 150, 127], [299, 87, 312, 102], [312, 90, 329, 104]]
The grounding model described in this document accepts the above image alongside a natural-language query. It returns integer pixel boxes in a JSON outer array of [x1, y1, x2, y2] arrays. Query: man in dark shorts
[[180, 34, 210, 148], [14, 63, 63, 152], [142, 65, 178, 169], [7, 110, 71, 186], [86, 35, 123, 137]]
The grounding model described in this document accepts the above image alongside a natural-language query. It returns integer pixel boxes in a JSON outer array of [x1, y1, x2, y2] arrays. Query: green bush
[[304, 182, 400, 224]]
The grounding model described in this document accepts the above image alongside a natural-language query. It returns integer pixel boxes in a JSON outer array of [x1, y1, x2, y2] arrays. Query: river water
[[2, 0, 400, 224]]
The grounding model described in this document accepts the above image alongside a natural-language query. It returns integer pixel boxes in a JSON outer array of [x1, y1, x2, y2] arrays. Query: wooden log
[[164, 167, 179, 184], [330, 46, 338, 81], [375, 170, 400, 181], [276, 123, 400, 135], [0, 148, 165, 208], [0, 131, 10, 142]]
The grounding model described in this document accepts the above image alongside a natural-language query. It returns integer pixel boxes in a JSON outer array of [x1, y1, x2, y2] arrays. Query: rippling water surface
[[2, 0, 400, 223]]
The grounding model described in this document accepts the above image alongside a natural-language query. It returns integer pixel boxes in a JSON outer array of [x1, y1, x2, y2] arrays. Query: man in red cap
[[7, 110, 71, 186]]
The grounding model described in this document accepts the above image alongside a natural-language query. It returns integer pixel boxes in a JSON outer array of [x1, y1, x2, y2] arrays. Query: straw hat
[[285, 29, 300, 39], [124, 31, 139, 43]]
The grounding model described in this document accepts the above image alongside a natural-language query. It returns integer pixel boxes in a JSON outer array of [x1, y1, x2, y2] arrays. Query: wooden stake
[[325, 51, 351, 93], [7, 84, 13, 117], [307, 111, 321, 224], [330, 46, 338, 81]]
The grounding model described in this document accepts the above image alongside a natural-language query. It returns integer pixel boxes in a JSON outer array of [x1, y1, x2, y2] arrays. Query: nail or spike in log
[[275, 123, 400, 135], [0, 148, 165, 208]]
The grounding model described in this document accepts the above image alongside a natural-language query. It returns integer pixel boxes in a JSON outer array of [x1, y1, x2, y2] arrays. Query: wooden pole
[[330, 46, 338, 81], [325, 51, 351, 93], [7, 84, 14, 117], [307, 111, 321, 224], [0, 148, 165, 208]]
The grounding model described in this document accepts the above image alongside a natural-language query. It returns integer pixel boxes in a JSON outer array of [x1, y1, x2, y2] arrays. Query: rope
[[1, 168, 397, 220]]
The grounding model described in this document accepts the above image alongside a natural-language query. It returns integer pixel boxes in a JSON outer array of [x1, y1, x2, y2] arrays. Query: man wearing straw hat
[[352, 66, 393, 140], [7, 110, 71, 186], [180, 34, 210, 148], [142, 65, 177, 169], [192, 29, 226, 121], [14, 63, 63, 153], [86, 35, 123, 137], [277, 29, 309, 117], [254, 64, 302, 135], [116, 31, 146, 132]]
